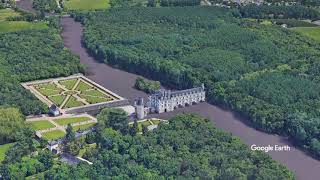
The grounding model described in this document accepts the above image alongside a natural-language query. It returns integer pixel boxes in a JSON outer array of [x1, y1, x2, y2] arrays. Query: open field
[[28, 120, 55, 131], [0, 143, 15, 162], [54, 116, 91, 126], [291, 27, 320, 41], [0, 21, 48, 33], [64, 0, 110, 11], [0, 9, 20, 21], [73, 122, 96, 132], [42, 130, 66, 140]]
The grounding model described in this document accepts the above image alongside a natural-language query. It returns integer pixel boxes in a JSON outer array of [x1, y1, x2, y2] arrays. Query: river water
[[15, 1, 320, 178]]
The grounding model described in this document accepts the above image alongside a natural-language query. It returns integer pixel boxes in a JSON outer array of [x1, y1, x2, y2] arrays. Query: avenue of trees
[[43, 110, 294, 179], [74, 6, 320, 158], [0, 29, 83, 115], [239, 4, 320, 20]]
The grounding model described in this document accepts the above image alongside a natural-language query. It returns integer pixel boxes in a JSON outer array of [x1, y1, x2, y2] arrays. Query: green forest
[[0, 29, 83, 115], [74, 6, 320, 158], [2, 109, 291, 179]]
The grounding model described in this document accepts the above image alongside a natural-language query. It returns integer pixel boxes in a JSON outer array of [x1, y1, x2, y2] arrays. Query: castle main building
[[148, 84, 205, 113]]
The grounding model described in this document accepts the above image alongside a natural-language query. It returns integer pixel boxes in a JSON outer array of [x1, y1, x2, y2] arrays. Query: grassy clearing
[[0, 21, 48, 33], [28, 120, 56, 131], [42, 130, 65, 140], [0, 9, 20, 21], [54, 116, 91, 126], [64, 96, 85, 108], [48, 95, 66, 106], [73, 122, 96, 132], [0, 143, 15, 162], [64, 0, 110, 11], [59, 79, 78, 90], [291, 27, 320, 41]]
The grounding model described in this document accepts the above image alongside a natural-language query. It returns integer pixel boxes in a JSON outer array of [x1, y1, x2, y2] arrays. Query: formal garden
[[24, 76, 120, 110]]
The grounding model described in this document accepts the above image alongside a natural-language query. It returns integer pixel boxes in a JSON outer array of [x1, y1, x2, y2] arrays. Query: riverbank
[[60, 17, 320, 180]]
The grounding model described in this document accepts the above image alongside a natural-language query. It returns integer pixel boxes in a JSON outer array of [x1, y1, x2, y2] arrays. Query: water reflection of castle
[[134, 84, 206, 119]]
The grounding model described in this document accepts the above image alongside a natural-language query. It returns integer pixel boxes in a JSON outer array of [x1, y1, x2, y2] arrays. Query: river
[[15, 1, 320, 179]]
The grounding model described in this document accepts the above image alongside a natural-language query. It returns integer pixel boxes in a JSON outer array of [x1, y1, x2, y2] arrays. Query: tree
[[37, 150, 54, 169], [65, 124, 75, 143], [129, 120, 139, 136], [142, 124, 148, 135], [97, 108, 129, 134]]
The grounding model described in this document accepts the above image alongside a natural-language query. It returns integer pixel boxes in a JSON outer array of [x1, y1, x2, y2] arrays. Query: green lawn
[[80, 94, 110, 104], [36, 83, 59, 90], [0, 143, 15, 162], [130, 120, 152, 132], [42, 130, 66, 140], [76, 80, 93, 92], [37, 88, 61, 96], [0, 9, 20, 21], [82, 89, 107, 97], [64, 96, 85, 108], [59, 79, 78, 90], [150, 119, 161, 125], [291, 27, 320, 41], [73, 122, 96, 132], [54, 116, 91, 126], [28, 120, 56, 131], [48, 95, 66, 106], [64, 0, 110, 11], [0, 21, 48, 33]]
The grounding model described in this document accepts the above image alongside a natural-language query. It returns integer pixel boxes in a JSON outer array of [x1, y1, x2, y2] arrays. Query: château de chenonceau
[[135, 84, 206, 119]]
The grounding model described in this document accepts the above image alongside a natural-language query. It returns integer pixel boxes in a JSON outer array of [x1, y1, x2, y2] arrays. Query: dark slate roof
[[152, 84, 205, 99]]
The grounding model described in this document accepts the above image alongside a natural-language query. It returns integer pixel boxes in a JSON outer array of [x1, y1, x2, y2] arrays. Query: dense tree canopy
[[43, 114, 294, 179], [74, 6, 320, 158], [33, 0, 60, 13], [134, 77, 161, 93], [0, 29, 83, 115], [0, 107, 25, 145], [239, 4, 320, 20]]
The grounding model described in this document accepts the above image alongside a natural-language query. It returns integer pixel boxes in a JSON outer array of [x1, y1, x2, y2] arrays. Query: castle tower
[[135, 97, 145, 119]]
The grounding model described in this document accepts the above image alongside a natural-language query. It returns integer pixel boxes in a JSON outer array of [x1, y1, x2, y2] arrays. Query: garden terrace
[[21, 74, 126, 114], [26, 114, 97, 140], [129, 118, 168, 133]]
